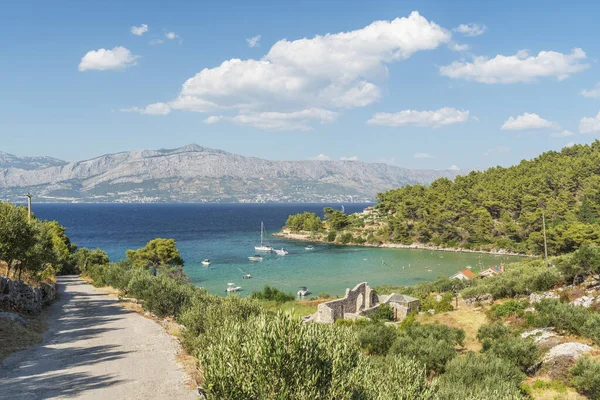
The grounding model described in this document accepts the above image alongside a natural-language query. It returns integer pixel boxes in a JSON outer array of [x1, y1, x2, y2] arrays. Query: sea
[[33, 203, 522, 297]]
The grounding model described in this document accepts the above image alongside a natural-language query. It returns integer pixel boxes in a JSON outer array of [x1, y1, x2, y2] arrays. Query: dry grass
[[416, 304, 488, 351], [0, 315, 48, 360], [524, 376, 586, 400]]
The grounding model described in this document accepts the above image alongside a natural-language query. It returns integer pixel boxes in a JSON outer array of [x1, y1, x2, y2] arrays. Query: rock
[[521, 328, 557, 343], [573, 296, 596, 308], [544, 342, 593, 362], [529, 292, 559, 304], [0, 276, 56, 312], [0, 312, 27, 327]]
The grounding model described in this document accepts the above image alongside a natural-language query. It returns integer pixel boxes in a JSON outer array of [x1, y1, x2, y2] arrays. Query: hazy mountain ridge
[[0, 144, 461, 203], [0, 152, 68, 170]]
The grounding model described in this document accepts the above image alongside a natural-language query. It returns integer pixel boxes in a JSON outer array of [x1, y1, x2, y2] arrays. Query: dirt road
[[0, 276, 196, 399]]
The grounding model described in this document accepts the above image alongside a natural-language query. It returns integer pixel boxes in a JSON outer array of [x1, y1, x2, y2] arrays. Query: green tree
[[126, 238, 184, 275], [0, 203, 34, 278], [73, 248, 110, 273]]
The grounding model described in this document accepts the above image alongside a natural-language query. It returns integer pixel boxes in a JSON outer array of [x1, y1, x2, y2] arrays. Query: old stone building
[[306, 282, 419, 324]]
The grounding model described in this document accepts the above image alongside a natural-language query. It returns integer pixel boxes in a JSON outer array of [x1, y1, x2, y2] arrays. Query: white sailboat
[[254, 221, 274, 252], [274, 248, 288, 256]]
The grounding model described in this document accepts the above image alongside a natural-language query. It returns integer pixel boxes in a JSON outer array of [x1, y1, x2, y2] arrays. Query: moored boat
[[274, 248, 288, 256], [255, 222, 274, 252], [304, 245, 314, 251], [297, 286, 309, 296], [226, 283, 242, 292], [248, 254, 263, 261], [201, 259, 211, 266]]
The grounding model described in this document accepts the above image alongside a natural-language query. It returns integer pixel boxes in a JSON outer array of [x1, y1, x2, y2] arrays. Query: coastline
[[273, 230, 529, 257]]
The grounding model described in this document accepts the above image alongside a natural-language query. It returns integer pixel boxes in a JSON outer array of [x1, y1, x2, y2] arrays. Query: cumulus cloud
[[78, 46, 139, 71], [367, 107, 469, 128], [119, 102, 171, 115], [204, 108, 337, 131], [311, 154, 331, 161], [449, 165, 460, 170], [414, 153, 435, 159], [453, 23, 487, 37], [129, 12, 451, 130], [165, 32, 178, 40], [440, 48, 588, 84], [340, 156, 359, 161], [581, 82, 600, 98], [551, 130, 575, 137], [580, 111, 600, 134], [131, 24, 149, 36], [247, 35, 261, 48], [501, 113, 558, 130]]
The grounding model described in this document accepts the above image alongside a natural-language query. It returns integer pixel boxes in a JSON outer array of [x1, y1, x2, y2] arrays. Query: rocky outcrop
[[0, 276, 56, 312], [0, 145, 461, 203]]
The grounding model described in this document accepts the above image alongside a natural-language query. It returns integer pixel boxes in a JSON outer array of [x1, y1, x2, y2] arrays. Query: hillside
[[0, 144, 460, 203], [283, 142, 600, 256]]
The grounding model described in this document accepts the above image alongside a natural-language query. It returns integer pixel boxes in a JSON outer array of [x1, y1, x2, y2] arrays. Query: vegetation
[[250, 285, 295, 303], [571, 357, 600, 399], [125, 238, 184, 276], [477, 323, 539, 372], [284, 212, 323, 233]]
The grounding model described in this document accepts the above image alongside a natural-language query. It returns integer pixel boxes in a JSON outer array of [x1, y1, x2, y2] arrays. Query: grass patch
[[0, 317, 47, 360], [524, 376, 586, 400], [258, 299, 317, 319]]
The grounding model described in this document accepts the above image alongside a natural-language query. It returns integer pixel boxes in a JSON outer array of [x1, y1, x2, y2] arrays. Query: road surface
[[0, 276, 196, 399]]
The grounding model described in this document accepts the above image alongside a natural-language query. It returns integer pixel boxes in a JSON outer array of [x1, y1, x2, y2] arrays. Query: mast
[[25, 193, 32, 222], [260, 221, 264, 245]]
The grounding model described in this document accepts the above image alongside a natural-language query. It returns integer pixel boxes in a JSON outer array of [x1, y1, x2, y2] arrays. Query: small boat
[[201, 259, 211, 266], [297, 286, 309, 296], [248, 255, 263, 261], [304, 245, 314, 251], [255, 222, 274, 252], [226, 283, 241, 293], [243, 274, 252, 279], [274, 248, 288, 256]]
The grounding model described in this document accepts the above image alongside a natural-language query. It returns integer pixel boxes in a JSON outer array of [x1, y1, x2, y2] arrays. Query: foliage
[[250, 285, 295, 303], [477, 324, 539, 372], [285, 212, 323, 233], [125, 238, 184, 275], [323, 207, 350, 230], [421, 293, 454, 313], [371, 304, 394, 322], [389, 322, 464, 374], [487, 299, 529, 320], [529, 299, 600, 345], [571, 357, 600, 399], [437, 353, 526, 400], [556, 244, 600, 284], [72, 248, 109, 273], [356, 322, 397, 355]]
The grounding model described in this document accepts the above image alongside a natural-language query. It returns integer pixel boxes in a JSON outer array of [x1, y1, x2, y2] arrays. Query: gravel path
[[0, 276, 196, 399]]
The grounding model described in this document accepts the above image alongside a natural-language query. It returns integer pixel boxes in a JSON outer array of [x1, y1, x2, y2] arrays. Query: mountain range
[[0, 145, 461, 203]]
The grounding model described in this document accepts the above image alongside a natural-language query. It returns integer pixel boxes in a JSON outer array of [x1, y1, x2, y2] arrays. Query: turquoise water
[[34, 203, 522, 297]]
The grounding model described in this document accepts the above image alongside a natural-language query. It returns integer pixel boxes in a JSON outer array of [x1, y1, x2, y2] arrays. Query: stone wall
[[314, 282, 379, 323], [0, 276, 56, 312]]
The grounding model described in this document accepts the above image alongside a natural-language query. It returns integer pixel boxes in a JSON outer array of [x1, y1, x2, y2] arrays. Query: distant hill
[[0, 144, 461, 203]]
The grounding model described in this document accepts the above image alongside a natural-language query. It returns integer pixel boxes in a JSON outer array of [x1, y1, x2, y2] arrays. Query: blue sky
[[2, 0, 600, 170]]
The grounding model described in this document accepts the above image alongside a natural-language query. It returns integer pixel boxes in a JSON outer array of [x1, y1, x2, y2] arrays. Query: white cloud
[[149, 39, 164, 46], [367, 107, 469, 128], [311, 154, 331, 161], [130, 12, 451, 130], [78, 46, 139, 71], [131, 24, 149, 36], [581, 82, 600, 98], [247, 35, 261, 48], [204, 108, 337, 131], [501, 113, 558, 130], [566, 142, 575, 148], [449, 165, 460, 170], [580, 111, 600, 134], [440, 48, 588, 84], [453, 23, 487, 37], [551, 130, 575, 137], [119, 102, 171, 115], [450, 43, 470, 52], [165, 32, 179, 40], [340, 156, 359, 161], [414, 153, 435, 159]]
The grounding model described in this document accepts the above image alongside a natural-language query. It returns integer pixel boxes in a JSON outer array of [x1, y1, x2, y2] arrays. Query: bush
[[251, 285, 295, 303], [487, 300, 528, 320], [437, 353, 526, 399], [482, 336, 539, 373], [421, 293, 454, 314], [371, 304, 394, 322], [327, 230, 337, 242], [477, 323, 512, 342], [340, 233, 353, 244], [356, 323, 397, 355], [571, 357, 600, 399], [389, 323, 464, 374]]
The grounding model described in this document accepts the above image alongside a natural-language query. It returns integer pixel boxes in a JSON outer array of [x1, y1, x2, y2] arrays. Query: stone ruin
[[305, 282, 419, 324], [0, 276, 56, 312]]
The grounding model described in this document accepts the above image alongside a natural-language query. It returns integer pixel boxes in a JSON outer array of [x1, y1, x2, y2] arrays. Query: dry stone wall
[[0, 276, 56, 312]]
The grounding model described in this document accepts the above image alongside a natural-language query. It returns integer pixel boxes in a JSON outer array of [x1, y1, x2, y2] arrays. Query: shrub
[[326, 230, 337, 242], [571, 357, 600, 399], [487, 300, 528, 320], [421, 293, 454, 314], [340, 233, 353, 244], [532, 299, 590, 335], [371, 304, 394, 322], [251, 285, 295, 303], [356, 323, 397, 355], [437, 353, 526, 399], [482, 336, 539, 373], [477, 323, 512, 342], [389, 323, 464, 374]]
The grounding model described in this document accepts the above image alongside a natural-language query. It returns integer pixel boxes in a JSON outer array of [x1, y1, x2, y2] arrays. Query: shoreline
[[273, 231, 529, 257]]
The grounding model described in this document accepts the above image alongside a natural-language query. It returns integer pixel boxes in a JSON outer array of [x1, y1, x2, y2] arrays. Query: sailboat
[[254, 222, 274, 252]]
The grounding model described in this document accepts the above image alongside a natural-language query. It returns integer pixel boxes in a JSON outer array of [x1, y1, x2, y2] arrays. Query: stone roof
[[381, 293, 420, 304]]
